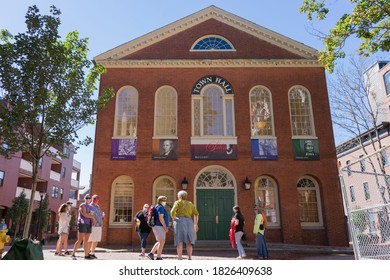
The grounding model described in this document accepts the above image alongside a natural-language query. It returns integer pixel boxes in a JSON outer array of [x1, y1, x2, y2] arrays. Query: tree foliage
[[300, 0, 390, 72], [0, 5, 114, 238], [6, 190, 29, 238]]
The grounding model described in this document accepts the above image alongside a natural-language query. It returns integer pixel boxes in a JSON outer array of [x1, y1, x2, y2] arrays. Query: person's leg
[[156, 238, 165, 259], [176, 242, 183, 260], [256, 233, 262, 257], [186, 241, 193, 260], [90, 242, 98, 255], [55, 235, 62, 254], [83, 233, 92, 257], [63, 234, 69, 253], [235, 231, 245, 257], [71, 232, 83, 258]]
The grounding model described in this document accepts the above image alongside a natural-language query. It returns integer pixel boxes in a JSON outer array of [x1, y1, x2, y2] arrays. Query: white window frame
[[297, 176, 324, 228], [191, 85, 236, 138], [288, 86, 316, 138], [249, 86, 275, 138], [153, 86, 178, 138], [152, 176, 176, 212], [113, 86, 139, 138], [0, 170, 4, 187], [109, 175, 134, 228], [254, 176, 280, 228], [190, 34, 236, 51]]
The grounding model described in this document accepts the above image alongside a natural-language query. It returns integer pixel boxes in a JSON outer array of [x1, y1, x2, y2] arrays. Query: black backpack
[[146, 205, 157, 227]]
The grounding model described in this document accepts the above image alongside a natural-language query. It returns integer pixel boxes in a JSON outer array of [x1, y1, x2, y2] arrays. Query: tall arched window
[[250, 86, 274, 137], [288, 86, 315, 137], [114, 86, 138, 137], [110, 175, 134, 226], [153, 176, 176, 213], [154, 86, 177, 137], [254, 176, 280, 227], [297, 176, 323, 227], [192, 85, 235, 137]]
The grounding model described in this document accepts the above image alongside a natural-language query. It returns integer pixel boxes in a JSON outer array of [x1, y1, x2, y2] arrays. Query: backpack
[[146, 205, 157, 227]]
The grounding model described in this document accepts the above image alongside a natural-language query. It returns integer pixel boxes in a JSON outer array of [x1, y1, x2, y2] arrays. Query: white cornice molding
[[94, 6, 318, 62], [97, 59, 322, 68]]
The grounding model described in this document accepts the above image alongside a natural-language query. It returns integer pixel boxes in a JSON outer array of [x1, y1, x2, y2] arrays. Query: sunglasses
[[86, 198, 92, 200]]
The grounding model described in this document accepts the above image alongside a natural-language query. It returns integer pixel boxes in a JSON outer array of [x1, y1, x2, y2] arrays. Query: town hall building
[[91, 6, 348, 247]]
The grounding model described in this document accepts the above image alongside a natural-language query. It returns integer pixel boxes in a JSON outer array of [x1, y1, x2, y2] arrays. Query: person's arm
[[158, 213, 168, 232], [80, 205, 96, 224], [170, 201, 178, 219], [193, 214, 199, 233]]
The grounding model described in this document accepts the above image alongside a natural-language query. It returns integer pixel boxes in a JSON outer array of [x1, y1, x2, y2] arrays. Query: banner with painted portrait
[[292, 139, 319, 160], [111, 139, 137, 160], [152, 139, 178, 160], [251, 138, 278, 160]]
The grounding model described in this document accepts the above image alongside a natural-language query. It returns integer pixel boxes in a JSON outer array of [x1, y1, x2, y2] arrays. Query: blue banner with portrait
[[251, 139, 278, 160]]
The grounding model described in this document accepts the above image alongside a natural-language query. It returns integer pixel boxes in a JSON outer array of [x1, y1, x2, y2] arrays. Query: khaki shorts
[[88, 226, 102, 242], [152, 226, 166, 241]]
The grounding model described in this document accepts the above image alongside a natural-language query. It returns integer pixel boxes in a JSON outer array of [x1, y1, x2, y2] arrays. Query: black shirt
[[134, 210, 152, 233], [234, 213, 244, 232]]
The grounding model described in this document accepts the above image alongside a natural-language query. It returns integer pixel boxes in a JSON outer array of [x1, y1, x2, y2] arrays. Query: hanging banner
[[292, 139, 320, 160], [251, 138, 278, 160], [111, 139, 137, 160], [152, 139, 178, 160], [191, 139, 237, 160]]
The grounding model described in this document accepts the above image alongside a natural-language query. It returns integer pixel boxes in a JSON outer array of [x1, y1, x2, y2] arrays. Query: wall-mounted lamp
[[244, 177, 251, 190], [181, 177, 188, 190]]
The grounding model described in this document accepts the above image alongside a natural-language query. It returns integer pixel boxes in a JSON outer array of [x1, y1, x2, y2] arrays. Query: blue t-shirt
[[155, 204, 170, 227]]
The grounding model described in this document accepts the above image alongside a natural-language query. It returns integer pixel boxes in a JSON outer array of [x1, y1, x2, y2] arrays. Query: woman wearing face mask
[[134, 203, 152, 257], [147, 196, 170, 260], [55, 201, 72, 256]]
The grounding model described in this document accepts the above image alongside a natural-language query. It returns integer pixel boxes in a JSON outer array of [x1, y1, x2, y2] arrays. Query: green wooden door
[[197, 189, 234, 240]]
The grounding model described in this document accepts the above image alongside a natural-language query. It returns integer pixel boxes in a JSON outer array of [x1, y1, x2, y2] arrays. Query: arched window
[[250, 86, 274, 137], [192, 85, 235, 137], [154, 86, 177, 137], [288, 86, 315, 137], [254, 176, 280, 227], [191, 35, 234, 51], [297, 176, 323, 227], [114, 86, 138, 137], [110, 176, 134, 226], [153, 176, 176, 213], [384, 71, 390, 96]]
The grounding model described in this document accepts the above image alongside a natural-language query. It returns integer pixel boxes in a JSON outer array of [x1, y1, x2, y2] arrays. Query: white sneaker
[[242, 254, 247, 258]]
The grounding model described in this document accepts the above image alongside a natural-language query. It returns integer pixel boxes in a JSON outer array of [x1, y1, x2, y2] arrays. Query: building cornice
[[94, 6, 318, 62], [98, 59, 322, 68]]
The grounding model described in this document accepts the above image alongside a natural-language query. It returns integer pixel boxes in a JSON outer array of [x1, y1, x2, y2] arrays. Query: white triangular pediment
[[94, 5, 318, 62]]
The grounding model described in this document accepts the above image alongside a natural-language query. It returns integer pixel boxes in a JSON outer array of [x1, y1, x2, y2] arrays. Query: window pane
[[113, 178, 133, 223], [155, 87, 177, 136], [225, 99, 233, 136], [255, 177, 279, 225], [193, 36, 233, 50], [193, 99, 201, 136], [384, 71, 390, 96], [115, 88, 138, 137], [203, 87, 223, 136], [250, 87, 273, 136], [297, 178, 320, 223], [289, 87, 314, 136]]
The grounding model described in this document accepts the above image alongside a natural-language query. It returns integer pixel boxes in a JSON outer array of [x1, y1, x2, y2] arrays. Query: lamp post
[[244, 177, 251, 190], [181, 177, 188, 190], [35, 191, 45, 240]]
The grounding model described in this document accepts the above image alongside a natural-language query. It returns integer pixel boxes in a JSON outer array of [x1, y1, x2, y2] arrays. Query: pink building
[[0, 145, 81, 237]]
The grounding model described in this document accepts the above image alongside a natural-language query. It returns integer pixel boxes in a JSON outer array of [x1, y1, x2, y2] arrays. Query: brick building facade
[[92, 6, 348, 246]]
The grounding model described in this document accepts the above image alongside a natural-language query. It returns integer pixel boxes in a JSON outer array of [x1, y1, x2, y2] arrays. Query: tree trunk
[[22, 159, 39, 239]]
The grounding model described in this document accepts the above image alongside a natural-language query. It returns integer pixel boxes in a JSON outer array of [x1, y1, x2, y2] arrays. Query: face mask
[[161, 201, 167, 206], [143, 207, 148, 212]]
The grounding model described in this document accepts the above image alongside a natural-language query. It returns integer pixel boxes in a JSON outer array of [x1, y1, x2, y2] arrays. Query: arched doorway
[[195, 166, 236, 240]]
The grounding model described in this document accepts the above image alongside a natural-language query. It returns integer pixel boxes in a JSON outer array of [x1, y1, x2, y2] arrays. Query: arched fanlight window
[[191, 35, 235, 51]]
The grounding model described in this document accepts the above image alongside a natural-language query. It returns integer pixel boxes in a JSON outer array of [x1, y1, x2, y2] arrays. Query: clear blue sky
[[0, 0, 377, 186]]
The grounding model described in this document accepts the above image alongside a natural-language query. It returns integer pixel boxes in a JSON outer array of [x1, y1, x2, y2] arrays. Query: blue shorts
[[78, 223, 92, 233]]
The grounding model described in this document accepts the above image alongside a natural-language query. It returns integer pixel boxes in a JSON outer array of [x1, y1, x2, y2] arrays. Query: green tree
[[6, 190, 29, 238], [300, 0, 390, 72], [0, 6, 114, 239]]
